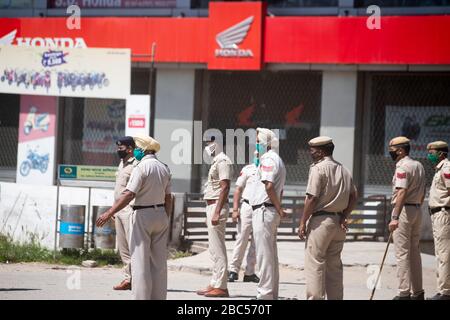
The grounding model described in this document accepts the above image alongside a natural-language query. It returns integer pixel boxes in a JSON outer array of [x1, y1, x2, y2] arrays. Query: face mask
[[389, 150, 398, 162], [255, 143, 267, 156], [117, 150, 128, 159], [204, 143, 216, 157], [133, 148, 145, 161], [427, 153, 440, 165]]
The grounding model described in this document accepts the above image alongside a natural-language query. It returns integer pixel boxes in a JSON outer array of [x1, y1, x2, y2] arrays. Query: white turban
[[133, 134, 160, 153], [257, 128, 279, 148]]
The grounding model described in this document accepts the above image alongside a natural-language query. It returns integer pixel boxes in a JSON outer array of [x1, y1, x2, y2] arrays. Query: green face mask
[[133, 148, 145, 161], [427, 153, 440, 165]]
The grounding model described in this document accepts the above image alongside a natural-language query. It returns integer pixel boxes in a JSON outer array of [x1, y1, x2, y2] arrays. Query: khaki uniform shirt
[[114, 157, 137, 201], [126, 154, 171, 206], [306, 156, 355, 213], [429, 158, 450, 208], [203, 152, 232, 200], [391, 156, 426, 205]]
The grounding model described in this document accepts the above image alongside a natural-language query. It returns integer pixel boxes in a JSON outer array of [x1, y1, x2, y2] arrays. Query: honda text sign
[[208, 2, 265, 70]]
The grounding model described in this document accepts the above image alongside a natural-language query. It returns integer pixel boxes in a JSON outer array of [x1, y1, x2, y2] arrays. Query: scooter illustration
[[23, 106, 50, 135], [19, 149, 49, 176]]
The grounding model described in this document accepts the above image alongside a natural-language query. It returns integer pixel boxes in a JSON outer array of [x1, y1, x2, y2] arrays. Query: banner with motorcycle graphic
[[16, 95, 57, 185], [384, 105, 450, 158], [0, 45, 130, 99]]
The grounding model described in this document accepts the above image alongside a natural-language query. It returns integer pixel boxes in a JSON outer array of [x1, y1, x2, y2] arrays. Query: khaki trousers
[[206, 202, 229, 289], [252, 206, 280, 300], [393, 205, 423, 297], [129, 207, 169, 300], [115, 206, 132, 281], [305, 214, 346, 300], [229, 201, 257, 275], [431, 209, 450, 296]]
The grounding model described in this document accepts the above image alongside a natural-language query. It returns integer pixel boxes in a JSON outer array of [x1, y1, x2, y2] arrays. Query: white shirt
[[253, 150, 286, 205], [236, 164, 266, 206]]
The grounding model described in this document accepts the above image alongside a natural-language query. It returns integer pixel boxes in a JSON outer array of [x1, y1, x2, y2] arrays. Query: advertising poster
[[0, 45, 130, 99], [16, 95, 57, 185], [81, 99, 125, 165], [384, 106, 450, 158], [125, 95, 150, 137]]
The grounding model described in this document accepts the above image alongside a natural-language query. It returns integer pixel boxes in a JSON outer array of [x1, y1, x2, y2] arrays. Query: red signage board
[[207, 1, 265, 70], [264, 16, 450, 65], [0, 4, 450, 67]]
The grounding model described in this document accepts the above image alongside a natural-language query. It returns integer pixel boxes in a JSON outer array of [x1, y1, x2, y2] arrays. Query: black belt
[[252, 202, 274, 211], [405, 203, 421, 207], [429, 206, 450, 215], [312, 211, 343, 217], [243, 199, 250, 205], [132, 204, 165, 210]]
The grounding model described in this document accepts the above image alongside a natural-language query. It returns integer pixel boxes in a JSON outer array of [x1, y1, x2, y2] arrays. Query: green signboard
[[59, 165, 117, 181]]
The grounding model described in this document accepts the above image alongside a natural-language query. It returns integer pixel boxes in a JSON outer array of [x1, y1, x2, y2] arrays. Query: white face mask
[[204, 143, 216, 157]]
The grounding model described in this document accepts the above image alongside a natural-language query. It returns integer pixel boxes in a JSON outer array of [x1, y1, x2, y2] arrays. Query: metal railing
[[182, 193, 389, 242]]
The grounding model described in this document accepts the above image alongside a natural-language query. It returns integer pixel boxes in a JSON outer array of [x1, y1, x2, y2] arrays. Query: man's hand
[[277, 208, 287, 218], [340, 215, 348, 232], [211, 211, 220, 226], [298, 223, 306, 240], [389, 219, 399, 232], [232, 209, 240, 223], [96, 210, 114, 227]]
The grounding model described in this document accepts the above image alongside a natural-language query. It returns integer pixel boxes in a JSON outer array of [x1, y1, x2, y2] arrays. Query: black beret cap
[[116, 136, 136, 148]]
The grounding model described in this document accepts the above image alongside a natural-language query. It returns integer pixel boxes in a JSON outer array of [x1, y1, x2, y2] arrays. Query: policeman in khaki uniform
[[426, 141, 450, 300], [252, 128, 286, 300], [197, 135, 233, 298], [298, 136, 357, 300], [228, 160, 261, 283], [388, 136, 426, 300], [113, 136, 137, 291], [96, 134, 172, 300]]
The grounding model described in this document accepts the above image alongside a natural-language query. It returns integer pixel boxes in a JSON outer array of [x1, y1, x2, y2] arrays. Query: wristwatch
[[391, 216, 399, 221]]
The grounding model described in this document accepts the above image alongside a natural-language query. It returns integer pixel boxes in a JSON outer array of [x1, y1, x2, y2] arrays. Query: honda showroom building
[[0, 1, 449, 246]]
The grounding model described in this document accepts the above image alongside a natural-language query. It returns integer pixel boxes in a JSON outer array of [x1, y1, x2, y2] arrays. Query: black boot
[[228, 271, 238, 282], [243, 274, 260, 283], [393, 295, 411, 300], [411, 291, 425, 300], [427, 293, 450, 300]]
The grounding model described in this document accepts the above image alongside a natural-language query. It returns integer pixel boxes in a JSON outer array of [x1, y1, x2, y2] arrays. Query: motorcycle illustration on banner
[[24, 106, 50, 135], [57, 71, 109, 93], [1, 68, 52, 92], [0, 46, 129, 99], [19, 148, 49, 177]]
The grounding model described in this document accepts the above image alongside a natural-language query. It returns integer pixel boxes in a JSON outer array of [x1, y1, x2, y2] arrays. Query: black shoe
[[428, 293, 450, 300], [243, 274, 260, 283], [411, 292, 425, 300], [228, 271, 238, 282], [393, 295, 411, 300]]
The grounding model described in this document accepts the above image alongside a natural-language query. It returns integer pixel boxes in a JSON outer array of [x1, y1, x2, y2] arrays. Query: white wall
[[320, 71, 357, 173], [0, 182, 115, 249], [154, 69, 196, 193]]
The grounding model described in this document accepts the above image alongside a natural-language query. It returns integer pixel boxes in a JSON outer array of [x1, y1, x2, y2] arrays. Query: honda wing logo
[[215, 16, 254, 58], [0, 29, 16, 46], [0, 29, 87, 48]]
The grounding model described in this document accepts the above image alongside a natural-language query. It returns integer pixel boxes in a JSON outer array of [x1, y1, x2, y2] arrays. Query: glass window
[[355, 0, 450, 7], [202, 70, 322, 185], [61, 97, 125, 166], [191, 0, 338, 9], [362, 73, 450, 191], [0, 94, 20, 173]]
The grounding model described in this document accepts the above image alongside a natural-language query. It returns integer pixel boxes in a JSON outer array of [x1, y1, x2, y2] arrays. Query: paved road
[[0, 261, 437, 300]]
